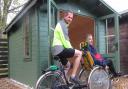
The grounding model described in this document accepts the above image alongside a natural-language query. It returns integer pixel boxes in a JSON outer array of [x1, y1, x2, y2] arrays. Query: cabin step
[[0, 68, 8, 73], [0, 68, 8, 71], [0, 47, 8, 51], [0, 72, 8, 78], [0, 39, 8, 78], [0, 60, 8, 64], [0, 64, 8, 68], [0, 56, 8, 60]]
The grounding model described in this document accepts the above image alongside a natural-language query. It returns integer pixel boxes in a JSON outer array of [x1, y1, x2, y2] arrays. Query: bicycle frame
[[48, 59, 70, 85]]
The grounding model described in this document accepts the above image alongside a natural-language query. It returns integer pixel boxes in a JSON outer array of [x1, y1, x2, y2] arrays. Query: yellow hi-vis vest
[[52, 20, 72, 55]]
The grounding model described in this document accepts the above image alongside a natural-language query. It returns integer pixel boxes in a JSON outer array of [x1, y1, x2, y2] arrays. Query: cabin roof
[[55, 0, 117, 17], [4, 0, 117, 33], [80, 0, 117, 16]]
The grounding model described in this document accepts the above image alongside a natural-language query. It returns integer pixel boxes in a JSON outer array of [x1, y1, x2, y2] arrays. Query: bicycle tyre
[[79, 68, 91, 84], [35, 71, 66, 89], [88, 66, 110, 89]]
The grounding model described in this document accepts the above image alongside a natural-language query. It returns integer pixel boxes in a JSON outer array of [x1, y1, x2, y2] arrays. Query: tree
[[0, 0, 27, 36], [0, 0, 12, 31]]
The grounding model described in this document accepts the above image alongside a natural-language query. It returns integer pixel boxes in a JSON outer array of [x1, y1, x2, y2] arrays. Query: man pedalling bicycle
[[52, 11, 82, 84]]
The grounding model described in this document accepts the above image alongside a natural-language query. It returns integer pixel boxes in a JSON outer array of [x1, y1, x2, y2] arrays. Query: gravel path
[[112, 75, 128, 89], [1, 76, 128, 89], [0, 78, 32, 89]]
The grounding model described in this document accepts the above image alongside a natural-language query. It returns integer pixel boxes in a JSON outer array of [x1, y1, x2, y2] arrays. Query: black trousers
[[105, 59, 117, 76]]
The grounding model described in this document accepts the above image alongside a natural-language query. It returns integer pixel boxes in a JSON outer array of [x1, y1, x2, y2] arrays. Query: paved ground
[[0, 78, 32, 89]]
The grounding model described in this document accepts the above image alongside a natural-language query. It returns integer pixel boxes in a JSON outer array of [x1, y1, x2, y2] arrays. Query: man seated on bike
[[52, 11, 82, 84], [81, 34, 118, 78]]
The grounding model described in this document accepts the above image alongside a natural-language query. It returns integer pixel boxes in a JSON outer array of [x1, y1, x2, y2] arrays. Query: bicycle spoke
[[36, 71, 66, 89], [89, 67, 110, 89]]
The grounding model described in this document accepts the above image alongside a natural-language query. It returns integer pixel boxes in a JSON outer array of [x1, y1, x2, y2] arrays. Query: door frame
[[48, 0, 97, 66], [98, 14, 120, 72], [48, 0, 59, 66]]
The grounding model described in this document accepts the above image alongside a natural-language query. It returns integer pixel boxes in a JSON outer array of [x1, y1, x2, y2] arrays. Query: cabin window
[[105, 18, 116, 54], [23, 13, 31, 60], [98, 18, 116, 54]]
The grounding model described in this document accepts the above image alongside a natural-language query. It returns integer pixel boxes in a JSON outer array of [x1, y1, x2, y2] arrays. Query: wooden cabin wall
[[8, 7, 38, 87], [97, 21, 106, 53], [119, 17, 128, 74], [107, 17, 128, 74], [38, 9, 49, 75]]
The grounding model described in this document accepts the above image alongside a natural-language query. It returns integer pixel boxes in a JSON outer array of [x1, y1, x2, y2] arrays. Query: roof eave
[[99, 0, 118, 14]]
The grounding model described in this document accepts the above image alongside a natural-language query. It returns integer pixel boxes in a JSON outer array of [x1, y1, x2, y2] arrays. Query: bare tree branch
[[0, 0, 13, 31], [0, 0, 1, 20], [0, 0, 26, 32]]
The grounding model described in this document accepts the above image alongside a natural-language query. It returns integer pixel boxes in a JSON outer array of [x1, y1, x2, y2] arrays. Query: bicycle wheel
[[35, 71, 66, 89], [79, 68, 91, 84], [88, 66, 110, 89]]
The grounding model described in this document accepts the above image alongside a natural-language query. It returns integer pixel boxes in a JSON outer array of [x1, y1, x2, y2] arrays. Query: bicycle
[[35, 54, 111, 89]]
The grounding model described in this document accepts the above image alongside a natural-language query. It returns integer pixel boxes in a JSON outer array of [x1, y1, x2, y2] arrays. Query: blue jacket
[[82, 43, 107, 66]]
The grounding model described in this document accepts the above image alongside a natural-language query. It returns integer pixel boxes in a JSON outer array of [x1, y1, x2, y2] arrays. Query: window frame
[[23, 12, 32, 61]]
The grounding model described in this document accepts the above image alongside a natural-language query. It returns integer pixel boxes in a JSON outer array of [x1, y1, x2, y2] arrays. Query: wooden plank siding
[[119, 22, 128, 74], [106, 18, 128, 74], [8, 7, 39, 87], [38, 10, 49, 75], [97, 21, 106, 54]]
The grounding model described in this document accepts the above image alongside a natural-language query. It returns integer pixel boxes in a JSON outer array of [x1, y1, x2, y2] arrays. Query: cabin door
[[48, 0, 58, 65], [97, 14, 120, 72]]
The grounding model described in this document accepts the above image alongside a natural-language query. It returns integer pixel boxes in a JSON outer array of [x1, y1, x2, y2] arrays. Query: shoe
[[69, 77, 81, 84], [116, 72, 123, 76], [113, 72, 122, 78]]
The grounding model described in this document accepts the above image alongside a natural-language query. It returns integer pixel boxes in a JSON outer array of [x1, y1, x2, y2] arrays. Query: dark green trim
[[99, 14, 115, 20], [95, 19, 100, 52], [48, 0, 51, 66], [114, 14, 120, 72], [36, 7, 40, 78], [48, 0, 58, 66], [102, 53, 115, 58], [51, 0, 58, 8]]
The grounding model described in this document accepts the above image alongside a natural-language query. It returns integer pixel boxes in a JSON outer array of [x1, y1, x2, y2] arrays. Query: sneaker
[[69, 77, 81, 84]]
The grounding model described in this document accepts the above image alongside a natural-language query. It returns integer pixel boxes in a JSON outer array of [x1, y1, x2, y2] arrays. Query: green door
[[97, 14, 120, 72], [48, 0, 58, 66]]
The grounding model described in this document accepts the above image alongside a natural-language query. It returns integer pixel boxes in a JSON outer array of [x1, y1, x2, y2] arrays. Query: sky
[[7, 0, 128, 24], [103, 0, 128, 12]]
